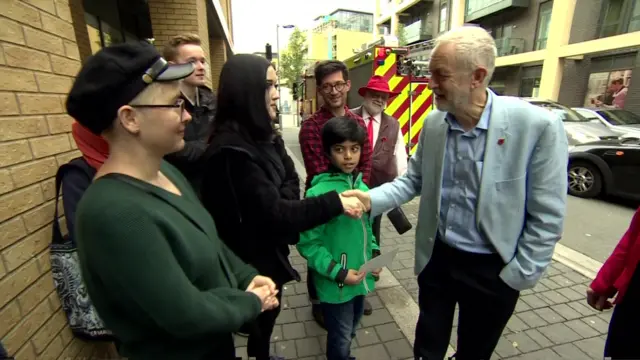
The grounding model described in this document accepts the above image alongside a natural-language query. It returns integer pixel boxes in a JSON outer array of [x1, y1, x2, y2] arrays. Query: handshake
[[245, 275, 280, 312], [338, 190, 372, 219]]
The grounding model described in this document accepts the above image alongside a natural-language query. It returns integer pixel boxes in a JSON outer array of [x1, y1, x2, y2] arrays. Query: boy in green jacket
[[297, 116, 381, 360]]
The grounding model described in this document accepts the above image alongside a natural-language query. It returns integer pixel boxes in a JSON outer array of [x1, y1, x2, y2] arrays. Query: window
[[327, 10, 374, 33], [534, 1, 553, 50], [583, 69, 633, 108], [630, 0, 640, 31], [596, 109, 640, 125], [439, 2, 448, 33], [82, 0, 152, 54], [599, 0, 640, 37], [519, 77, 540, 97]]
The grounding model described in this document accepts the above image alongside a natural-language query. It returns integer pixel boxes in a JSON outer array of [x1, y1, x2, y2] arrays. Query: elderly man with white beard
[[351, 75, 407, 316]]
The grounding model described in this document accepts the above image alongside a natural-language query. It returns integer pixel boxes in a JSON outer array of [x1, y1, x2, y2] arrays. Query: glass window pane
[[84, 13, 102, 54], [535, 2, 553, 50], [600, 0, 625, 37], [100, 20, 124, 46], [439, 4, 448, 33], [629, 0, 640, 32]]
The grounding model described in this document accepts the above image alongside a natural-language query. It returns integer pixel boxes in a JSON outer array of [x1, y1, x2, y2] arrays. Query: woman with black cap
[[200, 55, 366, 360], [66, 41, 279, 360]]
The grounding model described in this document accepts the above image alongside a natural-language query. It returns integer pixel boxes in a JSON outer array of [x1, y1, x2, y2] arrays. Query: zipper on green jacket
[[339, 252, 347, 301], [350, 174, 370, 294]]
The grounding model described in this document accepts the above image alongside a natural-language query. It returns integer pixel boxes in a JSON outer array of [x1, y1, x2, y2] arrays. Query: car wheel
[[568, 161, 602, 198]]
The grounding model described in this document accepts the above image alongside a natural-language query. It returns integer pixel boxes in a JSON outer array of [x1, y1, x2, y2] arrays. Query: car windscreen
[[530, 102, 588, 122], [596, 109, 640, 126], [573, 109, 599, 120]]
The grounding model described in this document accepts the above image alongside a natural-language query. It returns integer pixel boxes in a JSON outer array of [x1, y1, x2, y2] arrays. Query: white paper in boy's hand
[[359, 248, 399, 274]]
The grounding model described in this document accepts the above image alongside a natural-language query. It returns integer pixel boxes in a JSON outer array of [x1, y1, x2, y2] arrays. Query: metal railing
[[404, 20, 432, 44]]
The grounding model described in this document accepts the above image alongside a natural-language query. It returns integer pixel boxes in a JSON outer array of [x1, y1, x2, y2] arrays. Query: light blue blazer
[[369, 93, 569, 291]]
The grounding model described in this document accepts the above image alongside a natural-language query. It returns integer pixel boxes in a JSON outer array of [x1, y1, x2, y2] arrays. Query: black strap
[[52, 158, 95, 245], [52, 163, 75, 245]]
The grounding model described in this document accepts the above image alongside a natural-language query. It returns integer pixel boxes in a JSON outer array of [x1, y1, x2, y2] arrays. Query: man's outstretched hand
[[341, 190, 371, 212]]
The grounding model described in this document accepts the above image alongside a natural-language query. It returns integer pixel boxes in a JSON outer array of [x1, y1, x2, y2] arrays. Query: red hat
[[358, 75, 400, 97]]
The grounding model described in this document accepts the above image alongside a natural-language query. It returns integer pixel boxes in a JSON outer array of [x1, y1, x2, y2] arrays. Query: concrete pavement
[[232, 128, 631, 359]]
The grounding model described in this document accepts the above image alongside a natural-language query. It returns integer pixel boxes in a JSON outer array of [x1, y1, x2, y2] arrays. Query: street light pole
[[275, 24, 295, 131]]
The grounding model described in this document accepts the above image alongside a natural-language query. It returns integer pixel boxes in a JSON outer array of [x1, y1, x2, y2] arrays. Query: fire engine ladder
[[406, 39, 437, 55], [400, 40, 434, 153]]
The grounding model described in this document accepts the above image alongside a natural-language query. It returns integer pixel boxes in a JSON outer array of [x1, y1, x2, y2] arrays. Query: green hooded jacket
[[297, 171, 379, 304]]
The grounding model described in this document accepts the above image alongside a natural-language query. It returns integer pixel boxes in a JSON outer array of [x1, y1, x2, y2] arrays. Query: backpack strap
[[52, 158, 93, 245]]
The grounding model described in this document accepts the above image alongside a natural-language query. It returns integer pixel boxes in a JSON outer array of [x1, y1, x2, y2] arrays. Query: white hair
[[434, 25, 497, 86]]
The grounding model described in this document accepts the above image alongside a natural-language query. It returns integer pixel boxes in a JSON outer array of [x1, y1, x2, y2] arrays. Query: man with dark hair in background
[[162, 34, 216, 192], [299, 60, 373, 326]]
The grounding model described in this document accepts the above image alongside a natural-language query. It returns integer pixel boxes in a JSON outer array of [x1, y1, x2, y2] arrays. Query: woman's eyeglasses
[[320, 82, 347, 94], [129, 98, 184, 113], [131, 99, 186, 119]]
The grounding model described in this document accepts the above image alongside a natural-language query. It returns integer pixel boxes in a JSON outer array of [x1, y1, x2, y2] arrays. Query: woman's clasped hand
[[245, 275, 280, 312]]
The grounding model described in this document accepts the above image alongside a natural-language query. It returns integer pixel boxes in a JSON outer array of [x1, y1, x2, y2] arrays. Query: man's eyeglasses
[[320, 82, 347, 94], [130, 99, 186, 118]]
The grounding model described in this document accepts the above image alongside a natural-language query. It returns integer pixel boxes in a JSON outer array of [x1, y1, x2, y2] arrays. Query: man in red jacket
[[587, 207, 640, 359], [299, 60, 373, 327]]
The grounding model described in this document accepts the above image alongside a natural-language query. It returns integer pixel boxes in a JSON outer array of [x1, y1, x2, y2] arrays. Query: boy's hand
[[341, 190, 371, 211], [339, 194, 365, 218], [344, 269, 365, 285]]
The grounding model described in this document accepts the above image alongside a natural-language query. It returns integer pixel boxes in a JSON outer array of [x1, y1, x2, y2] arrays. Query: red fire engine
[[300, 38, 435, 155]]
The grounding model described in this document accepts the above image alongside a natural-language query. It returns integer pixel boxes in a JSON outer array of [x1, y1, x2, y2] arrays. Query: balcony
[[495, 37, 525, 57], [465, 0, 529, 23], [403, 20, 432, 44]]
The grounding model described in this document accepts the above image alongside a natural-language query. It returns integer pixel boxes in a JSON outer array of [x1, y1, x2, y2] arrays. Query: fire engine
[[299, 38, 436, 155]]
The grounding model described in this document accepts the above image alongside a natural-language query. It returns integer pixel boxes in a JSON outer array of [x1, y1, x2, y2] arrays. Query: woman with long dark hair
[[201, 54, 365, 360]]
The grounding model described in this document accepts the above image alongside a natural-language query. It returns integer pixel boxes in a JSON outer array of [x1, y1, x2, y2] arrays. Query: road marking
[[285, 144, 307, 185], [553, 243, 603, 279]]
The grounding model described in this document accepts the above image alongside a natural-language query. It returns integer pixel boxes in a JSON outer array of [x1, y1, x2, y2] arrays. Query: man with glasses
[[299, 60, 373, 327], [162, 34, 216, 193]]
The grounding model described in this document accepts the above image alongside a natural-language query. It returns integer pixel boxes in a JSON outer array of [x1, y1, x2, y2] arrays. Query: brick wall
[[148, 0, 213, 88], [209, 38, 227, 91], [0, 1, 117, 359]]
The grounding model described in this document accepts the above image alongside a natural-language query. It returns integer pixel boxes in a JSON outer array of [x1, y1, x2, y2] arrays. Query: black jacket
[[201, 129, 343, 285], [165, 86, 216, 192]]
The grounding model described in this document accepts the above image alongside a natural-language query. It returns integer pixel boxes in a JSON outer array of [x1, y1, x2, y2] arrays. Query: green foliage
[[279, 27, 307, 88], [397, 23, 407, 46]]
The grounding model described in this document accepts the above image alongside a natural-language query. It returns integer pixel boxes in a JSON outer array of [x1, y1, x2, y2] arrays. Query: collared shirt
[[438, 91, 494, 253], [361, 108, 408, 176], [299, 106, 372, 190]]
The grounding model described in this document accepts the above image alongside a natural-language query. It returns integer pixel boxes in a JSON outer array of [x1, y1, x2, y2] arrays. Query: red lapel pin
[[497, 138, 505, 145], [380, 136, 388, 142]]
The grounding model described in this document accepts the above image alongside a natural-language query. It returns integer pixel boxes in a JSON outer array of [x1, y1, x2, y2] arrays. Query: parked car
[[572, 107, 640, 138], [568, 137, 640, 200], [521, 98, 621, 145]]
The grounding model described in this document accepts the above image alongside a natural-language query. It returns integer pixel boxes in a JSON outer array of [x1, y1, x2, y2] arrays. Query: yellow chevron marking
[[385, 81, 408, 117], [388, 74, 403, 90], [374, 52, 395, 77], [399, 85, 430, 134]]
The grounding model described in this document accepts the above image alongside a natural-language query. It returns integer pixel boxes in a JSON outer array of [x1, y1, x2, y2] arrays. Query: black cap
[[66, 41, 195, 135]]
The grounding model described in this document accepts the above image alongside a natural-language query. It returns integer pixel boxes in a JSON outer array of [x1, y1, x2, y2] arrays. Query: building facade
[[0, 0, 232, 358], [376, 0, 640, 114], [307, 9, 376, 61]]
